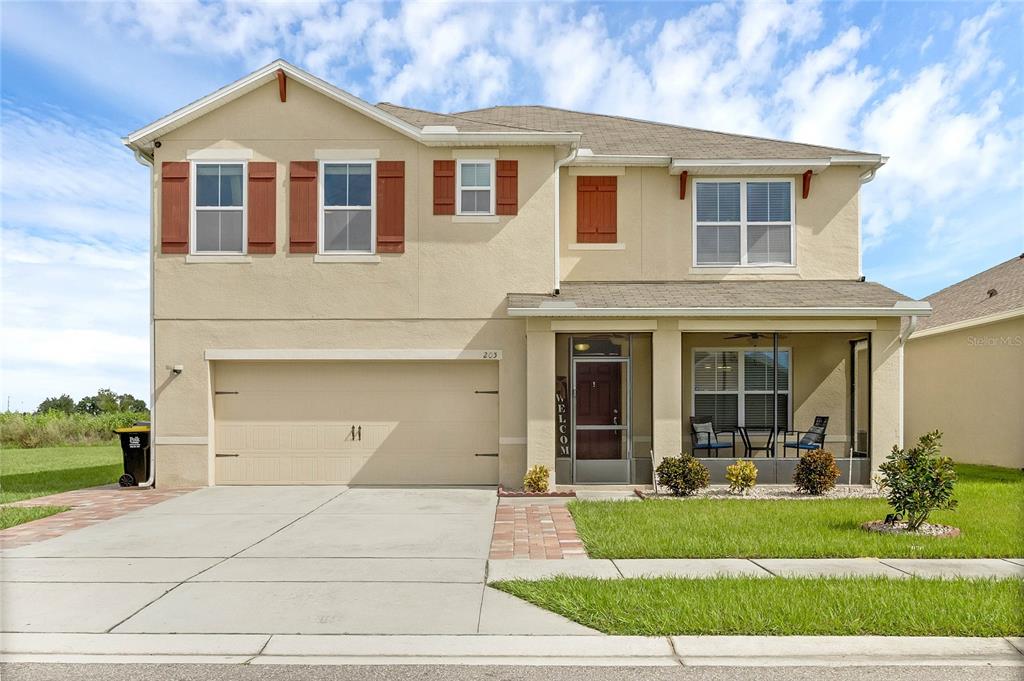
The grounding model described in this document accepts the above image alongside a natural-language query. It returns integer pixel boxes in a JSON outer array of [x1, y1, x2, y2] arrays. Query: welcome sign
[[556, 377, 570, 459]]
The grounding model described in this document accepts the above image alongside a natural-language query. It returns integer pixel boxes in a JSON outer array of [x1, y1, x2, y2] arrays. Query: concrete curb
[[2, 633, 1022, 667]]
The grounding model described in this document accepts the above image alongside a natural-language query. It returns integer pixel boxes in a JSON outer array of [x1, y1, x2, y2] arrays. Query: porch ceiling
[[507, 280, 930, 317]]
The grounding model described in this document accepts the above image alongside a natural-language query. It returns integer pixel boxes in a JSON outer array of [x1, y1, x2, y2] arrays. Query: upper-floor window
[[694, 180, 793, 266], [194, 162, 244, 254], [322, 161, 374, 253], [457, 160, 494, 215]]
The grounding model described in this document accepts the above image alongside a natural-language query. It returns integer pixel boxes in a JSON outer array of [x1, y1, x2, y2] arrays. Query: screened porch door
[[573, 358, 630, 483]]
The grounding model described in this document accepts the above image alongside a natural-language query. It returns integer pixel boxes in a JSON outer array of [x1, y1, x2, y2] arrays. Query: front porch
[[522, 316, 905, 489]]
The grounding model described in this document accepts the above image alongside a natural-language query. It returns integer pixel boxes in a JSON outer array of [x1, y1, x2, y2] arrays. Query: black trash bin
[[114, 426, 151, 487]]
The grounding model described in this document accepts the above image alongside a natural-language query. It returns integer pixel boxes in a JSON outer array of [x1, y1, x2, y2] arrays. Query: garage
[[212, 361, 499, 485]]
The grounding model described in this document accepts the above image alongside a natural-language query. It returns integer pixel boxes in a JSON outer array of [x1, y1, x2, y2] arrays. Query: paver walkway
[[0, 487, 194, 549], [489, 503, 586, 559], [486, 557, 1024, 580]]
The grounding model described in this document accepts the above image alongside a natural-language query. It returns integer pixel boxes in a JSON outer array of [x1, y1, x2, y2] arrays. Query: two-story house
[[123, 60, 930, 490]]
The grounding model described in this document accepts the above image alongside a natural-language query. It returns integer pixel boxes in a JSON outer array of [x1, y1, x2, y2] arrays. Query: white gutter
[[552, 143, 579, 294], [859, 157, 888, 184], [507, 304, 933, 318], [900, 314, 920, 345], [130, 147, 157, 488]]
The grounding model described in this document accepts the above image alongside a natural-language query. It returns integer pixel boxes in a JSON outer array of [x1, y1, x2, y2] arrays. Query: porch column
[[870, 320, 902, 477], [526, 327, 556, 486], [652, 320, 683, 467]]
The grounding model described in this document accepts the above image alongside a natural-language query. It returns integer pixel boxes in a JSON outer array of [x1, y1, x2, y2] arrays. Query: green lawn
[[0, 445, 122, 504], [570, 464, 1024, 558], [0, 505, 69, 530], [493, 576, 1024, 636]]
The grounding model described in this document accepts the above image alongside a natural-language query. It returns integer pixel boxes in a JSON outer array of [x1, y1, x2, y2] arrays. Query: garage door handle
[[215, 391, 238, 395], [215, 453, 239, 458], [475, 452, 499, 457], [475, 390, 498, 394]]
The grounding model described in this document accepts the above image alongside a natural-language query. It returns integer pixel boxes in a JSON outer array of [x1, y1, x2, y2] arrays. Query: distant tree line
[[36, 389, 147, 416]]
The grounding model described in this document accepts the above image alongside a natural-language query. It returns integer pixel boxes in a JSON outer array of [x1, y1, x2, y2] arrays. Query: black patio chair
[[690, 416, 736, 458], [784, 416, 829, 456], [738, 426, 778, 458]]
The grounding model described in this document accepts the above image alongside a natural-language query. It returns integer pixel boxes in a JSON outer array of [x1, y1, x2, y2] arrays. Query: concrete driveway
[[0, 487, 595, 636]]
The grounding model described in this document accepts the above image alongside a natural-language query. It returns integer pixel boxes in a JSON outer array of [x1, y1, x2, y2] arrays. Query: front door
[[573, 358, 630, 483]]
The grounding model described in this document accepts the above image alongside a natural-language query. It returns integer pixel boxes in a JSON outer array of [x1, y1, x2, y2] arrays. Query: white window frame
[[318, 159, 376, 255], [456, 159, 496, 216], [692, 178, 796, 268], [190, 160, 247, 256], [691, 346, 793, 430]]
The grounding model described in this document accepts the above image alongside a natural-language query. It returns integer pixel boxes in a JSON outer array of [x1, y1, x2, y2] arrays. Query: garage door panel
[[214, 361, 499, 485]]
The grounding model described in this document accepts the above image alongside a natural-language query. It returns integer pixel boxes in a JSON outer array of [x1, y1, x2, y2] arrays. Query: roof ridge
[[455, 104, 871, 156]]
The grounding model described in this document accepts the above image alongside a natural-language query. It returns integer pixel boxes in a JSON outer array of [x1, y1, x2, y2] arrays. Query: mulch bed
[[861, 519, 961, 538]]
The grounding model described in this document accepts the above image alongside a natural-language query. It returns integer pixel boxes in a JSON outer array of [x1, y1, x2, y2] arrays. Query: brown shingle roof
[[508, 280, 918, 313], [915, 255, 1024, 331], [377, 102, 876, 159], [454, 105, 871, 159], [376, 103, 531, 133]]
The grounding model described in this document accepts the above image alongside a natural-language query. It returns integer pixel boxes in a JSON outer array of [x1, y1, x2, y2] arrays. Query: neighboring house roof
[[913, 254, 1024, 336], [507, 281, 929, 317], [449, 105, 873, 161]]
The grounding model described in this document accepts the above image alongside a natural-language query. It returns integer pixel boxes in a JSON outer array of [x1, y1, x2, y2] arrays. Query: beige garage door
[[213, 361, 499, 485]]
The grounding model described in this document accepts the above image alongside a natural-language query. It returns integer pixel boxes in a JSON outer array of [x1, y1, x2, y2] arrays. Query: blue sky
[[1, 0, 1022, 412]]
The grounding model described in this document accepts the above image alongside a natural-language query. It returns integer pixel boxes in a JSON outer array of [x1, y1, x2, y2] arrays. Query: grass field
[[569, 464, 1024, 558], [493, 576, 1024, 636], [0, 506, 69, 530], [0, 445, 122, 504]]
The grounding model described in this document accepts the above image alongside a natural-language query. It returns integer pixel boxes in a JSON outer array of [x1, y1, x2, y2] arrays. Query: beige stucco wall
[[905, 316, 1024, 469], [559, 166, 861, 282], [153, 79, 557, 321]]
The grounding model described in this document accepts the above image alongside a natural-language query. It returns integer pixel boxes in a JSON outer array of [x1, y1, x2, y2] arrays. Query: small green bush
[[523, 464, 551, 493], [726, 460, 758, 495], [656, 454, 710, 496], [877, 430, 957, 530], [793, 449, 841, 495], [0, 411, 148, 449]]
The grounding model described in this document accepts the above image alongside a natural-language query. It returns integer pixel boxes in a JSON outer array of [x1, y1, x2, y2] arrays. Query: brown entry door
[[574, 361, 625, 461]]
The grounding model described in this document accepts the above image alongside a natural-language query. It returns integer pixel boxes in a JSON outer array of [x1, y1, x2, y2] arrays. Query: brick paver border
[[489, 503, 587, 559], [0, 486, 194, 549]]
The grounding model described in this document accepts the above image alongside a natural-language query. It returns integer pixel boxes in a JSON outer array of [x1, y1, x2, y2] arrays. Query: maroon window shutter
[[247, 162, 277, 254], [495, 160, 518, 216], [289, 161, 317, 253], [433, 160, 455, 215], [376, 161, 405, 253], [160, 162, 189, 254], [576, 176, 617, 243]]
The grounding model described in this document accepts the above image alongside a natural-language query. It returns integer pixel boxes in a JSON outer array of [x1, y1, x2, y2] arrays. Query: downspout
[[552, 143, 579, 294], [131, 146, 157, 488]]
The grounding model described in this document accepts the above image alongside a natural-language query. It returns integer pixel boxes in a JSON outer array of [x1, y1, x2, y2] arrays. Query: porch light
[[574, 343, 591, 352]]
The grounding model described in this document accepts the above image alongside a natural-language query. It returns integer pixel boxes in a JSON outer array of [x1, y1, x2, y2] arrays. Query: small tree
[[877, 430, 957, 531], [656, 454, 710, 496], [726, 460, 758, 495], [36, 394, 74, 415], [793, 449, 841, 495]]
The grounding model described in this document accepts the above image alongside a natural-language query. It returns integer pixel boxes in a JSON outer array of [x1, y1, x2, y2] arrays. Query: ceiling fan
[[723, 332, 788, 341]]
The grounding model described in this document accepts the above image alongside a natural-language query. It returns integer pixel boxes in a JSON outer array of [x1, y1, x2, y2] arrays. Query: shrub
[[0, 411, 148, 449], [656, 454, 710, 496], [793, 449, 841, 495], [523, 464, 551, 493], [726, 460, 758, 495], [877, 430, 957, 531]]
